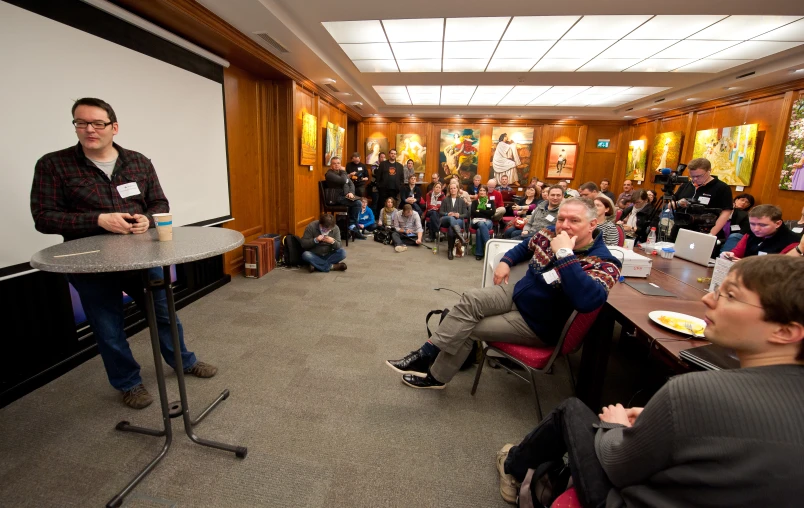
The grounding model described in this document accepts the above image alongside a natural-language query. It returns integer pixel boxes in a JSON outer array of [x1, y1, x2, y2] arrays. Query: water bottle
[[647, 227, 657, 246], [659, 206, 674, 242]]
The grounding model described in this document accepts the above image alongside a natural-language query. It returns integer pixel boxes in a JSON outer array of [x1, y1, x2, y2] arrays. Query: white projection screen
[[0, 0, 232, 277]]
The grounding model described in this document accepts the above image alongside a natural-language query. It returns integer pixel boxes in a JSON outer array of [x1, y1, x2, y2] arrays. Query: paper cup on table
[[153, 213, 173, 241], [623, 238, 635, 250]]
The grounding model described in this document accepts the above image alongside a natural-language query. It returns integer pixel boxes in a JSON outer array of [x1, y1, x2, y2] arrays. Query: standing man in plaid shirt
[[30, 98, 217, 409]]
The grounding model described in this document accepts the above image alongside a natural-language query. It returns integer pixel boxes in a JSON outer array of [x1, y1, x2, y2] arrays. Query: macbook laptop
[[679, 344, 740, 371], [673, 229, 717, 266]]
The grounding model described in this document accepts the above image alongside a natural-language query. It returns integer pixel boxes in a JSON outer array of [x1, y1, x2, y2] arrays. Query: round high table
[[31, 227, 246, 508]]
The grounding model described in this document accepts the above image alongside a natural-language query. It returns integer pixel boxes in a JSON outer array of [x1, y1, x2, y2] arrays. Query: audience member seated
[[385, 198, 621, 389], [324, 157, 364, 239], [538, 186, 549, 204], [497, 174, 513, 192], [345, 152, 370, 197], [445, 175, 472, 207], [594, 195, 620, 246], [559, 180, 579, 198], [646, 189, 658, 208], [496, 255, 804, 507], [439, 181, 469, 260], [486, 178, 507, 221], [733, 192, 755, 211], [787, 235, 804, 257], [722, 193, 757, 251], [616, 179, 635, 210], [390, 204, 423, 253], [369, 152, 385, 215], [721, 204, 800, 260], [509, 185, 539, 218], [599, 178, 616, 202], [468, 174, 482, 200], [424, 182, 445, 242], [785, 204, 804, 238], [300, 213, 347, 273], [403, 159, 417, 182], [509, 185, 563, 240], [471, 185, 495, 261], [578, 181, 599, 199], [399, 174, 423, 214], [356, 197, 376, 236], [377, 197, 398, 229], [426, 173, 442, 193], [617, 189, 654, 243]]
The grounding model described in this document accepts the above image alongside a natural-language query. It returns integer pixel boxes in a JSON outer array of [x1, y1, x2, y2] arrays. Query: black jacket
[[399, 185, 422, 207], [376, 161, 404, 190], [621, 203, 655, 242]]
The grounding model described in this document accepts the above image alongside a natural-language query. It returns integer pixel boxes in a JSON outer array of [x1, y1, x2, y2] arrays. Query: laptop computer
[[673, 229, 717, 266], [679, 344, 740, 371]]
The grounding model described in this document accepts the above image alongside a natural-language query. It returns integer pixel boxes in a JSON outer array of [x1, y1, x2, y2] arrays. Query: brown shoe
[[122, 384, 153, 409], [185, 361, 218, 378], [308, 264, 316, 273], [331, 263, 348, 271]]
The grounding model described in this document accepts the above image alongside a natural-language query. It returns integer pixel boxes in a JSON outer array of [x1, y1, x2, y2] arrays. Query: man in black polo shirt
[[673, 157, 733, 238], [345, 152, 369, 197], [375, 148, 404, 206], [30, 98, 217, 410]]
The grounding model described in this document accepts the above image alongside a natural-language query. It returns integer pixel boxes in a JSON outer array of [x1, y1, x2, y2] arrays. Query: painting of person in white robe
[[492, 133, 521, 184]]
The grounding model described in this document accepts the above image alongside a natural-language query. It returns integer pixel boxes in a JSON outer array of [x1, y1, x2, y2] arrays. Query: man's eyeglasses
[[710, 284, 762, 308], [689, 172, 709, 181], [73, 120, 113, 130]]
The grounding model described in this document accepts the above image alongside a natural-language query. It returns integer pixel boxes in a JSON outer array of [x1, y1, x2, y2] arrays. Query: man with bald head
[[487, 178, 506, 222]]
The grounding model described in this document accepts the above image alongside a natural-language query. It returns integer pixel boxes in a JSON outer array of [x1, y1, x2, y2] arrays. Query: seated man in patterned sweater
[[386, 197, 622, 389]]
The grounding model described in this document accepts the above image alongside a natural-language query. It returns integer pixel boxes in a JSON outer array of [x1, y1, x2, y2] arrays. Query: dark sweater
[[597, 364, 804, 508], [471, 199, 495, 221], [438, 196, 469, 219], [299, 220, 341, 256], [399, 185, 422, 207], [376, 161, 404, 190]]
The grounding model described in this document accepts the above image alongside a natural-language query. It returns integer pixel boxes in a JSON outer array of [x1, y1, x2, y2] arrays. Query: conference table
[[575, 250, 714, 410], [30, 227, 246, 508]]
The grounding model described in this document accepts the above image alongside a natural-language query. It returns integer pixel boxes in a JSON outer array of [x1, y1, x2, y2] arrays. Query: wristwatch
[[555, 247, 573, 259], [796, 245, 803, 256]]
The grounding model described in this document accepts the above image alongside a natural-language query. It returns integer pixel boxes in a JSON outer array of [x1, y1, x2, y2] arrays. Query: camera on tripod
[[653, 164, 689, 195], [674, 203, 722, 233]]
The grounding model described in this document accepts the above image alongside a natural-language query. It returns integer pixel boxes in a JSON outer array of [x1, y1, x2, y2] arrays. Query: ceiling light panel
[[442, 59, 490, 72], [710, 40, 802, 60], [578, 59, 642, 72], [407, 86, 441, 105], [486, 59, 538, 72], [445, 17, 510, 41], [624, 87, 670, 95], [440, 86, 477, 105], [397, 59, 442, 72], [494, 40, 555, 60], [674, 59, 752, 73], [444, 41, 498, 59], [591, 94, 645, 105], [391, 41, 442, 59], [374, 86, 408, 94], [581, 86, 633, 97], [353, 60, 398, 72], [689, 15, 801, 41], [469, 86, 514, 105], [598, 39, 679, 59], [502, 16, 580, 40], [339, 43, 393, 60], [544, 40, 616, 60], [531, 59, 587, 72], [625, 59, 695, 72], [653, 40, 738, 59], [754, 18, 804, 42], [322, 20, 387, 43], [624, 15, 728, 40], [497, 86, 552, 106], [563, 15, 652, 40], [382, 18, 443, 42]]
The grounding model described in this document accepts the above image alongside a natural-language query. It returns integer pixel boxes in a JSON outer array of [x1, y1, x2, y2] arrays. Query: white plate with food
[[648, 311, 706, 338]]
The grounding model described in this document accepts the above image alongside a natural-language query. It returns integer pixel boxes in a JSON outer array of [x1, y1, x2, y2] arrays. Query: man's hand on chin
[[550, 230, 577, 253]]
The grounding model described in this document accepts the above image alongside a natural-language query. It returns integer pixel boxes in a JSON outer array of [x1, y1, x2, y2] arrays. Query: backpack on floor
[[281, 234, 303, 267], [373, 227, 392, 245], [425, 308, 477, 371]]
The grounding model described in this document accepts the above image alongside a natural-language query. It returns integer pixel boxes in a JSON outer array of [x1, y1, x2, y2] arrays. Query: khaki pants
[[429, 283, 546, 383]]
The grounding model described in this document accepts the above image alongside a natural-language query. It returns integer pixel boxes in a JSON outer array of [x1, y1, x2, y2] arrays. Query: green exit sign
[[597, 139, 610, 149]]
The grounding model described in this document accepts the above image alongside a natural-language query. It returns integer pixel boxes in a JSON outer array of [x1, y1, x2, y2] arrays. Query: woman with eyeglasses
[[617, 189, 654, 242]]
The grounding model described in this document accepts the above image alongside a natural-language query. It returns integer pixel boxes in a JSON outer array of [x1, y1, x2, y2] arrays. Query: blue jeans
[[425, 210, 441, 237], [474, 220, 493, 256], [721, 232, 744, 252], [67, 267, 197, 392], [440, 216, 464, 236], [302, 248, 347, 272]]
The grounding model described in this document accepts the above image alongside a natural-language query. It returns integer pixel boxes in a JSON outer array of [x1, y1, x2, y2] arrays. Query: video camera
[[653, 164, 689, 195], [674, 204, 723, 233]]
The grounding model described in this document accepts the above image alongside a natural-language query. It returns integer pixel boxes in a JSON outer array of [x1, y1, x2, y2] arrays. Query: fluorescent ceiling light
[[373, 85, 408, 94], [754, 18, 804, 42], [444, 41, 498, 59], [442, 59, 490, 72], [407, 86, 441, 105], [531, 59, 587, 72], [625, 59, 695, 72], [674, 59, 752, 73], [594, 94, 645, 105], [653, 40, 738, 59], [577, 58, 642, 72], [486, 59, 538, 72], [563, 15, 652, 40], [689, 15, 801, 41], [339, 43, 393, 60], [709, 40, 802, 60], [598, 39, 679, 59], [322, 20, 387, 43], [528, 96, 566, 106], [544, 40, 616, 60], [440, 85, 477, 105], [625, 15, 728, 40], [382, 18, 443, 42], [558, 97, 594, 106], [391, 41, 442, 59], [354, 60, 399, 72], [581, 86, 633, 96], [397, 59, 442, 72], [549, 86, 592, 95], [494, 40, 555, 60], [498, 86, 552, 105], [469, 86, 514, 105], [625, 87, 670, 95], [445, 17, 510, 41], [383, 100, 412, 105], [502, 16, 580, 40]]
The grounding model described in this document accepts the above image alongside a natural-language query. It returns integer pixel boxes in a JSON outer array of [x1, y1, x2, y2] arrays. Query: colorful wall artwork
[[439, 128, 480, 183], [395, 133, 427, 176], [323, 122, 339, 165], [365, 137, 388, 166], [490, 127, 534, 185], [779, 96, 804, 191], [625, 139, 648, 182], [300, 112, 317, 166], [336, 126, 345, 163], [650, 131, 684, 174], [692, 124, 758, 186], [545, 143, 578, 179]]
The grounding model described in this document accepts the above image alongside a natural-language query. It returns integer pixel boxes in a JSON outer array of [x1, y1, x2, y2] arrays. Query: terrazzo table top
[[31, 227, 244, 273]]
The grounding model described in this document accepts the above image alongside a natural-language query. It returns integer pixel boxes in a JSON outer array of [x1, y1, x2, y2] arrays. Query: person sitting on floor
[[439, 180, 469, 260], [594, 195, 620, 246], [377, 197, 398, 229], [391, 204, 424, 253], [356, 196, 376, 236], [721, 204, 800, 260], [509, 185, 563, 240], [617, 189, 653, 243], [471, 185, 496, 261], [385, 197, 621, 389], [496, 254, 804, 507], [300, 213, 347, 273], [324, 156, 365, 239], [424, 182, 445, 242], [486, 178, 507, 222], [400, 174, 423, 214]]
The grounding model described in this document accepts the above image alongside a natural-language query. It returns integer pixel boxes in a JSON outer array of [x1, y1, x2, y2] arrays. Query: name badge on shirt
[[117, 182, 140, 199], [489, 196, 495, 201], [698, 196, 711, 205], [793, 227, 803, 234], [758, 251, 768, 256], [546, 214, 555, 222], [542, 269, 560, 285], [730, 224, 741, 232]]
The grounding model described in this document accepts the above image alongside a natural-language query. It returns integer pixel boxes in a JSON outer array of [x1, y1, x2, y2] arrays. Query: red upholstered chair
[[551, 487, 581, 508], [471, 308, 601, 419], [616, 224, 625, 247], [615, 209, 623, 222]]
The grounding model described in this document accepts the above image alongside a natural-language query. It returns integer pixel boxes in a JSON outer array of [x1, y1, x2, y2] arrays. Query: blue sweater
[[357, 207, 375, 228], [501, 227, 622, 344]]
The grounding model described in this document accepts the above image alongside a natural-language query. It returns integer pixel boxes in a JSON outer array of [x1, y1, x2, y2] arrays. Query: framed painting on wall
[[323, 122, 339, 166], [779, 95, 804, 191], [365, 137, 388, 166], [300, 112, 317, 166], [692, 124, 758, 186], [545, 143, 578, 179], [491, 127, 534, 185], [439, 128, 479, 183], [650, 131, 684, 173], [396, 133, 427, 176], [336, 126, 345, 163], [625, 140, 648, 182]]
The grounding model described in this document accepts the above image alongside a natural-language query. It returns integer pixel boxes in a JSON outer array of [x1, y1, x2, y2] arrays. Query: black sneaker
[[401, 372, 445, 390], [385, 350, 431, 377]]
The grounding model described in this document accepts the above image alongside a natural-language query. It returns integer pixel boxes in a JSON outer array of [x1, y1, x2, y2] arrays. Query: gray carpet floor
[[0, 238, 582, 507]]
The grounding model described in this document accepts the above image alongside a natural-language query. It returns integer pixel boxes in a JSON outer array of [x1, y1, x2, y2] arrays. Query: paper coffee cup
[[623, 238, 635, 251], [153, 213, 173, 241]]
